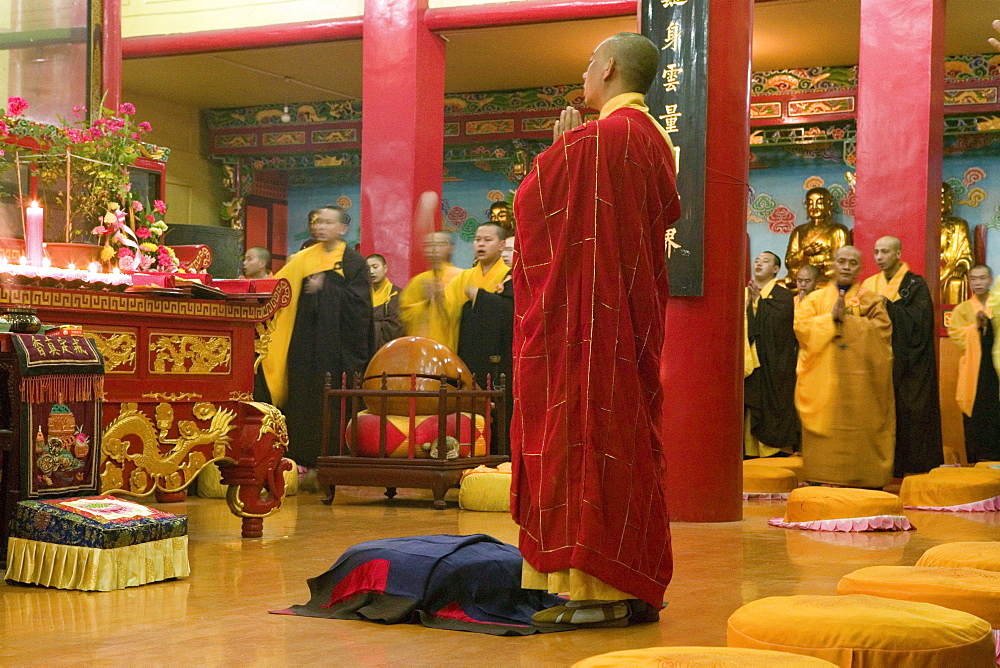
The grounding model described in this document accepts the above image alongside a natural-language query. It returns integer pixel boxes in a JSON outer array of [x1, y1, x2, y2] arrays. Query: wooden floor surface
[[1, 486, 997, 667]]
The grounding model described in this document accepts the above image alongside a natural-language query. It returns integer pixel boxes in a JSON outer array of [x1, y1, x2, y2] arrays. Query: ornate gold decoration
[[101, 401, 237, 494], [141, 392, 203, 401], [0, 278, 291, 322], [150, 334, 231, 374], [244, 401, 288, 451], [254, 316, 279, 371], [229, 391, 253, 401], [84, 330, 137, 373]]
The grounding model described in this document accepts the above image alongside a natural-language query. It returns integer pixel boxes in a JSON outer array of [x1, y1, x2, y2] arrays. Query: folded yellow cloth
[[838, 565, 1000, 627], [727, 594, 995, 667], [917, 541, 1000, 572], [745, 455, 805, 483], [783, 487, 903, 523], [743, 466, 797, 494], [900, 472, 1000, 507], [572, 646, 836, 667]]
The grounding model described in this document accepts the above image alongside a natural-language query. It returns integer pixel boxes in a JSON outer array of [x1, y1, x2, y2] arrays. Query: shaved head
[[876, 236, 901, 252], [603, 33, 660, 94], [835, 245, 862, 262]]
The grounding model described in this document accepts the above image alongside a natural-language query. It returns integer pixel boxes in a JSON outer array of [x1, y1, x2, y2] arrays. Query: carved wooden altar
[[0, 281, 292, 538]]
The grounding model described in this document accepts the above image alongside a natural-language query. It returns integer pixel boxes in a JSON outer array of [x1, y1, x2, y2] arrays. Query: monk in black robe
[[265, 206, 374, 468], [745, 252, 800, 454], [861, 236, 943, 476], [445, 224, 513, 450]]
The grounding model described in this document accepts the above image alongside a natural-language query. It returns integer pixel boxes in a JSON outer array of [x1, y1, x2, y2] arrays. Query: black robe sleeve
[[884, 272, 943, 475], [373, 285, 406, 350], [744, 284, 800, 452]]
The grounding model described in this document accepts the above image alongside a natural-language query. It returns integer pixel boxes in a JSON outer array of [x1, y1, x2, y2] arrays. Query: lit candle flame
[[88, 262, 100, 273], [41, 257, 51, 268], [67, 262, 75, 271], [19, 256, 27, 265]]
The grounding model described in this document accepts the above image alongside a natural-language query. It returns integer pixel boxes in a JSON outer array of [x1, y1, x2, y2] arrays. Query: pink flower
[[131, 200, 144, 212], [7, 97, 27, 117], [153, 200, 166, 215], [117, 247, 134, 259], [136, 227, 151, 239], [137, 253, 154, 270], [146, 214, 155, 224], [72, 105, 86, 117], [115, 209, 126, 226], [0, 120, 8, 136], [118, 255, 135, 271], [118, 103, 136, 116], [91, 225, 108, 235], [66, 129, 86, 144], [138, 122, 152, 132], [130, 133, 140, 140]]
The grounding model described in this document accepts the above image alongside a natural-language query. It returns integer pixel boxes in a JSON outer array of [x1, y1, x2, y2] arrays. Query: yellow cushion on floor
[[837, 565, 1000, 627], [572, 646, 836, 667], [727, 594, 995, 667], [974, 461, 1000, 469], [782, 487, 903, 522], [745, 455, 805, 483], [458, 464, 511, 512], [900, 472, 1000, 508], [743, 466, 797, 494], [197, 458, 298, 498], [931, 466, 1000, 480], [917, 542, 1000, 572]]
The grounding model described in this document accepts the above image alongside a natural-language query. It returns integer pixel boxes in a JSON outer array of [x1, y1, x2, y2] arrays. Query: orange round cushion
[[572, 646, 836, 667], [727, 594, 994, 667], [837, 565, 1000, 627], [917, 542, 1000, 572], [743, 466, 797, 494], [745, 455, 805, 483], [900, 472, 1000, 507], [782, 487, 903, 523]]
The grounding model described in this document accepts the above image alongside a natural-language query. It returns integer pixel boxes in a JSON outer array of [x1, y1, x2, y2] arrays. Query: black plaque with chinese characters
[[640, 0, 709, 296]]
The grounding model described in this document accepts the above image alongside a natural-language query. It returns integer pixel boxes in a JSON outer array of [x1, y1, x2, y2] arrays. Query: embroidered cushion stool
[[768, 487, 913, 531], [572, 646, 836, 667], [917, 542, 1000, 572], [4, 496, 189, 591], [727, 594, 995, 667], [458, 463, 511, 512], [744, 455, 805, 483], [900, 471, 1000, 511], [743, 466, 797, 500]]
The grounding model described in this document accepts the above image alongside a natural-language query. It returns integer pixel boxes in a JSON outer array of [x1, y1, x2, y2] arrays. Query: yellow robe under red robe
[[794, 283, 895, 487], [398, 263, 463, 349]]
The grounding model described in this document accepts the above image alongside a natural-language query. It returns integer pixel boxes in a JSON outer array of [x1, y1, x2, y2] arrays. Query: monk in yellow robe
[[398, 231, 463, 348], [795, 246, 895, 488], [953, 264, 1000, 463]]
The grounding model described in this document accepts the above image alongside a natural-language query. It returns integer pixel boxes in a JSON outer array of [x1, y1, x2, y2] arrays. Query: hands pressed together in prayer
[[303, 272, 325, 294], [977, 310, 990, 334], [832, 293, 846, 324], [746, 280, 761, 306], [552, 106, 583, 143]]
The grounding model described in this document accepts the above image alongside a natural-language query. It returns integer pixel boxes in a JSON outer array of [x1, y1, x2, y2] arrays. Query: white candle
[[25, 201, 43, 266]]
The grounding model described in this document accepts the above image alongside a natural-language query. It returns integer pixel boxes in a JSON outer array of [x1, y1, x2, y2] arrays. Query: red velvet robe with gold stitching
[[510, 107, 680, 607]]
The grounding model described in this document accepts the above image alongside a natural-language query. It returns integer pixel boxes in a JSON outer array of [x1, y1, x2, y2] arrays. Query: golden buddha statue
[[940, 182, 974, 305], [489, 201, 515, 235], [783, 187, 852, 284]]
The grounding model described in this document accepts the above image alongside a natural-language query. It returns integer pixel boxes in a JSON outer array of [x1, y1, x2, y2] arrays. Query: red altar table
[[0, 281, 292, 538]]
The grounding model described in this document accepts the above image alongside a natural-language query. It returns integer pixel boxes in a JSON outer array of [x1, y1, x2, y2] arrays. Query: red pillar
[[360, 0, 445, 285], [854, 0, 944, 292], [661, 0, 751, 522], [102, 0, 122, 111]]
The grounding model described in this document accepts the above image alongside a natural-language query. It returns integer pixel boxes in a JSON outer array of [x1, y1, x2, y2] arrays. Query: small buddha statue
[[489, 201, 515, 235], [783, 187, 852, 284], [940, 182, 974, 305]]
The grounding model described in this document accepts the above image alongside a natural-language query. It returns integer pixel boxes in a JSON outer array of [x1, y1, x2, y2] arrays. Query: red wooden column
[[360, 0, 445, 284], [102, 0, 122, 111], [661, 0, 751, 522], [853, 0, 945, 289]]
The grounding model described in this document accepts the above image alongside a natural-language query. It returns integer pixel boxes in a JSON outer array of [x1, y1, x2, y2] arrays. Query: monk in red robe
[[510, 33, 680, 629]]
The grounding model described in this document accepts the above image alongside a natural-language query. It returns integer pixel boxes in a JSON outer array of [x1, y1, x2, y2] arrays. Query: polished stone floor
[[1, 486, 997, 666]]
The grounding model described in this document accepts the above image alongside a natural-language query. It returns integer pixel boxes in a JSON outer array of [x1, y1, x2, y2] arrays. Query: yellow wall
[[127, 92, 225, 227], [122, 0, 363, 38]]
